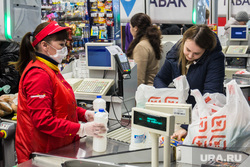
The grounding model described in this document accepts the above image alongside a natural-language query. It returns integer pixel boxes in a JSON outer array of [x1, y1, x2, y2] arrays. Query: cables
[[103, 70, 108, 79], [108, 61, 132, 127], [110, 91, 131, 127]]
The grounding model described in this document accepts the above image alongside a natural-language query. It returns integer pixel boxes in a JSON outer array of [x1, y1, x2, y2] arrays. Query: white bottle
[[93, 95, 106, 112], [93, 108, 109, 152]]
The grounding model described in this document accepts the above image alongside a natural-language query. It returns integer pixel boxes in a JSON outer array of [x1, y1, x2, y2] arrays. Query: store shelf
[[71, 47, 85, 53]]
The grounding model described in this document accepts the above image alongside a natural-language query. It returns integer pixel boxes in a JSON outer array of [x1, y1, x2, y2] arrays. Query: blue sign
[[206, 0, 209, 6], [121, 0, 136, 17]]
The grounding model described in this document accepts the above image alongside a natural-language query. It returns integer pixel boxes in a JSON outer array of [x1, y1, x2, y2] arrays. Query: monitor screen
[[230, 25, 248, 41], [85, 43, 114, 70]]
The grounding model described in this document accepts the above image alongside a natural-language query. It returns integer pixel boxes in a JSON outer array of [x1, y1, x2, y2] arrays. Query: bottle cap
[[96, 95, 102, 98], [99, 108, 105, 112]]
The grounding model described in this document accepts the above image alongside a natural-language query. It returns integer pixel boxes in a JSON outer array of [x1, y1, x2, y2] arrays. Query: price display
[[134, 110, 167, 132]]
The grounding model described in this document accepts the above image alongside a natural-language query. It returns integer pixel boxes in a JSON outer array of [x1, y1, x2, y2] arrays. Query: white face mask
[[47, 43, 68, 63]]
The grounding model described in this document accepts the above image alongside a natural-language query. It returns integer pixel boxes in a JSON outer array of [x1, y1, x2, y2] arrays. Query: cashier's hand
[[171, 128, 187, 141], [83, 122, 107, 138], [84, 110, 95, 122]]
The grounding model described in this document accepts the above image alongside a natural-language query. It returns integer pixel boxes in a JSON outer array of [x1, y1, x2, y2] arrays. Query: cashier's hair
[[12, 22, 68, 75], [178, 24, 217, 75], [126, 13, 162, 60]]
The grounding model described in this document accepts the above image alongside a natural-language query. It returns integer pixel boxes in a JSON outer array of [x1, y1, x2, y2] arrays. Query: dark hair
[[178, 24, 217, 75], [13, 22, 68, 75], [126, 13, 162, 60], [206, 9, 210, 20]]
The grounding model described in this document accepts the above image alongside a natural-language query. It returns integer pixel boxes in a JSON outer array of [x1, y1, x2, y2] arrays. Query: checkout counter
[[222, 25, 250, 75], [16, 105, 250, 167], [16, 127, 250, 167], [222, 25, 250, 104]]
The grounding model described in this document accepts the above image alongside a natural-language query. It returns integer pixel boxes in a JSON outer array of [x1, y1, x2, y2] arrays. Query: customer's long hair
[[178, 24, 217, 75], [12, 22, 68, 75], [126, 13, 162, 60]]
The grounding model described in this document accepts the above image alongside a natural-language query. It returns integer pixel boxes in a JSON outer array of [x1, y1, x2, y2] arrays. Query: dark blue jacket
[[154, 35, 225, 107]]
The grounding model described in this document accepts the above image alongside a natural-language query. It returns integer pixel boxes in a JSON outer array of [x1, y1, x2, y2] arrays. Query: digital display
[[87, 46, 111, 67], [118, 53, 128, 63], [231, 26, 248, 40], [134, 111, 167, 132]]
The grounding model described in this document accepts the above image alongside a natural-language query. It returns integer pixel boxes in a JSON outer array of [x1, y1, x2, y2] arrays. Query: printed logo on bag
[[148, 96, 161, 103], [205, 96, 211, 103], [199, 117, 208, 132], [192, 135, 226, 149], [209, 135, 226, 149], [194, 115, 227, 149], [192, 136, 207, 147], [188, 81, 249, 152], [211, 108, 217, 113], [211, 115, 226, 132], [164, 97, 178, 103], [228, 85, 235, 95]]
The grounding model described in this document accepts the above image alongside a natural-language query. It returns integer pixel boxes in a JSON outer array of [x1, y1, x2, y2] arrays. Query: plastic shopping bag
[[191, 93, 226, 123], [135, 75, 190, 108], [184, 80, 250, 152]]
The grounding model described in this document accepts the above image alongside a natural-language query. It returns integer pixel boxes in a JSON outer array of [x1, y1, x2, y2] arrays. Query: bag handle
[[191, 89, 206, 108]]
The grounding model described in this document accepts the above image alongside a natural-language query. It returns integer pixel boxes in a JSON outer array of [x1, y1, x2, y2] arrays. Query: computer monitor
[[230, 25, 248, 41], [85, 42, 115, 70]]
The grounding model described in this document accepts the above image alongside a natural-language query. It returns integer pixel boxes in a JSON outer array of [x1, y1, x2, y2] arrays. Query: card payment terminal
[[114, 53, 131, 74]]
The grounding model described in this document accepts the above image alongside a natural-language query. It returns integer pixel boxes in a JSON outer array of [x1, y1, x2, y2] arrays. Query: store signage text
[[224, 0, 250, 5], [150, 0, 187, 7]]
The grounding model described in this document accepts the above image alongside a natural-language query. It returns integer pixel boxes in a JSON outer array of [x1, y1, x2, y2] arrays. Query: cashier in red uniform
[[14, 21, 106, 164]]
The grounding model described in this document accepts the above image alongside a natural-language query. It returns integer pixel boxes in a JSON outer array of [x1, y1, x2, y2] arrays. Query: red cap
[[32, 21, 70, 47]]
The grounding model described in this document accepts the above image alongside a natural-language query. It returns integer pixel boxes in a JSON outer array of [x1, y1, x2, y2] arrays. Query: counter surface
[[34, 136, 130, 159]]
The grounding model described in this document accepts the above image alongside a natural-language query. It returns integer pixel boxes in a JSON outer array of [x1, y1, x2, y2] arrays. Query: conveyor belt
[[107, 127, 131, 144]]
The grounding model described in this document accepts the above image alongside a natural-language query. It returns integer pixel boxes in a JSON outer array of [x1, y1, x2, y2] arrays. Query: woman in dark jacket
[[0, 41, 20, 95], [154, 25, 225, 140]]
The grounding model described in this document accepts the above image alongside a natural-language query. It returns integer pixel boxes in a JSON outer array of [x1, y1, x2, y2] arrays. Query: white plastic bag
[[135, 75, 190, 108], [191, 93, 226, 123], [184, 80, 250, 152]]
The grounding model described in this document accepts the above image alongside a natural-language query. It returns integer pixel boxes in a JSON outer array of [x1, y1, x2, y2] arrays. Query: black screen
[[134, 111, 167, 132]]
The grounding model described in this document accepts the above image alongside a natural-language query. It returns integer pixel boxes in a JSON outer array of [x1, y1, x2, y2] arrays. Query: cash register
[[224, 25, 249, 79], [72, 43, 137, 121]]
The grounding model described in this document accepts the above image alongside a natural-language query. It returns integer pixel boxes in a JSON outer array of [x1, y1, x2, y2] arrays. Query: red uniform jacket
[[15, 60, 86, 163]]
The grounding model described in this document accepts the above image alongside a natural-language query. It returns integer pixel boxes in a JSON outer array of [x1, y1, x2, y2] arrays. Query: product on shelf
[[41, 0, 117, 68]]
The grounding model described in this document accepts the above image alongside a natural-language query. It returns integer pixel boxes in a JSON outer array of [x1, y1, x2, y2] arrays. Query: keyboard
[[65, 78, 83, 91], [226, 45, 248, 54], [75, 78, 115, 96]]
